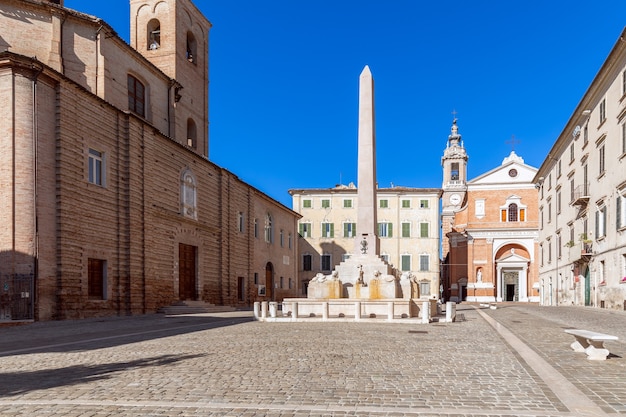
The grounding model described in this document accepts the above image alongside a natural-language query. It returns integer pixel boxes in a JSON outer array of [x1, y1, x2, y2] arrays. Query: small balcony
[[571, 184, 590, 206], [567, 240, 593, 263]]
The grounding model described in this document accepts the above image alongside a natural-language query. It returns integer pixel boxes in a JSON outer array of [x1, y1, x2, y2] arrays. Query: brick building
[[0, 0, 300, 321], [441, 121, 540, 303]]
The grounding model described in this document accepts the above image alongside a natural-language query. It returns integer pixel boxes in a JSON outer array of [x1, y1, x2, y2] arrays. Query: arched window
[[265, 213, 273, 243], [181, 169, 197, 219], [127, 74, 145, 117], [500, 196, 527, 222], [508, 203, 518, 222], [186, 31, 197, 64], [187, 118, 197, 148], [147, 19, 161, 50]]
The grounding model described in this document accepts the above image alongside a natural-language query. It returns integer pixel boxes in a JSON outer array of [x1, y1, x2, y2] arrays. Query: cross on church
[[451, 109, 458, 121], [506, 135, 520, 151]]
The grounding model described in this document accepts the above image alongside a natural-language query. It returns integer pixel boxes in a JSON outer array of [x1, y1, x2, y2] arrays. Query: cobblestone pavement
[[0, 305, 624, 416]]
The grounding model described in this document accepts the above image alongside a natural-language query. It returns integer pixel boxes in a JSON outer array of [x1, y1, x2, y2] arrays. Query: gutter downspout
[[31, 60, 44, 320]]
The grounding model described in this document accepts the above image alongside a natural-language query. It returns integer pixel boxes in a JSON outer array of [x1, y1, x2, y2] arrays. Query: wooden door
[[179, 243, 197, 300]]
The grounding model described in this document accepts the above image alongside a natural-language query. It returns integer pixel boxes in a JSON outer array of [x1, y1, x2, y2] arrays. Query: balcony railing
[[568, 241, 593, 263], [571, 183, 590, 206]]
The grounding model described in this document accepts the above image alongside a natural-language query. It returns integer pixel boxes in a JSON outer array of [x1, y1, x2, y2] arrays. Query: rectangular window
[[540, 208, 543, 230], [556, 232, 562, 259], [401, 255, 411, 271], [420, 222, 429, 238], [599, 99, 606, 124], [237, 277, 245, 302], [557, 159, 562, 177], [420, 199, 429, 209], [401, 199, 411, 208], [401, 222, 411, 238], [599, 144, 605, 175], [622, 123, 626, 155], [254, 219, 258, 238], [299, 222, 311, 238], [520, 208, 525, 222], [321, 254, 331, 271], [321, 199, 330, 208], [321, 222, 334, 238], [127, 74, 145, 117], [556, 191, 561, 214], [88, 148, 103, 186], [569, 144, 574, 163], [303, 254, 312, 271], [378, 222, 393, 237], [288, 233, 292, 249], [379, 199, 389, 208], [302, 199, 312, 208], [343, 222, 356, 238], [570, 178, 575, 203], [280, 230, 284, 247], [420, 281, 431, 297], [238, 212, 245, 232], [596, 205, 607, 238], [583, 125, 588, 146], [617, 191, 626, 230], [254, 272, 259, 285], [343, 199, 352, 208], [548, 201, 552, 223], [540, 243, 544, 266], [548, 239, 552, 263], [419, 255, 429, 272], [88, 258, 106, 300]]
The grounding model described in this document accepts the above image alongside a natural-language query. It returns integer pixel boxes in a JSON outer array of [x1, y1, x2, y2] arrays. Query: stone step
[[157, 301, 237, 315]]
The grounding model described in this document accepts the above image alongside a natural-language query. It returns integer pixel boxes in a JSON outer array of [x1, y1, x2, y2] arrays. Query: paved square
[[0, 305, 624, 416]]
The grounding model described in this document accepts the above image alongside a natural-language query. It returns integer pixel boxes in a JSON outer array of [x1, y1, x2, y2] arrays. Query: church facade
[[0, 0, 300, 321], [441, 121, 540, 303]]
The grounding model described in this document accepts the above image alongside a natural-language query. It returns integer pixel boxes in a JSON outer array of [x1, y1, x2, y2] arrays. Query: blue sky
[[65, 0, 626, 208]]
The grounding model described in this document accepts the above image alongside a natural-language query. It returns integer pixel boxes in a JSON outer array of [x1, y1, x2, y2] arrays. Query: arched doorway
[[495, 246, 530, 302], [265, 262, 274, 301]]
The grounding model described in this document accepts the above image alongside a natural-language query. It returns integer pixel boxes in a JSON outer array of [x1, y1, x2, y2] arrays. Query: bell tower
[[130, 0, 211, 157], [441, 118, 468, 258]]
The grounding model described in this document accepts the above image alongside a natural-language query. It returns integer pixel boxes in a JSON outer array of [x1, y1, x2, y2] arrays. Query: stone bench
[[564, 329, 619, 360]]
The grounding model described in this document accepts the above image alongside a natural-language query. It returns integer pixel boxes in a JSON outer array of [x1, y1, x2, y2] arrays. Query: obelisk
[[355, 65, 380, 256]]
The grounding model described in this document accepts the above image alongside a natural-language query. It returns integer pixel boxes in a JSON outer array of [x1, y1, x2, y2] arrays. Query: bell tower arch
[[130, 0, 212, 157]]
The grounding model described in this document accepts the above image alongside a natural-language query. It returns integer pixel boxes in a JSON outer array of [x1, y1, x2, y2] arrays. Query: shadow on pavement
[[0, 313, 254, 357], [0, 353, 206, 397]]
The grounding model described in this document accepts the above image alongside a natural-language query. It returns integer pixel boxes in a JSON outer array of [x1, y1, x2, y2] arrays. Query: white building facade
[[534, 28, 626, 309]]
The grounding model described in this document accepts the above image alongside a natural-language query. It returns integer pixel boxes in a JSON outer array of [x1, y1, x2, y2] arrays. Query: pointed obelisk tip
[[361, 65, 371, 76]]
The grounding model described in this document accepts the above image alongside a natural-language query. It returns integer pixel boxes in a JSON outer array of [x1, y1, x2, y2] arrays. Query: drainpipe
[[31, 60, 44, 320], [94, 24, 104, 96]]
